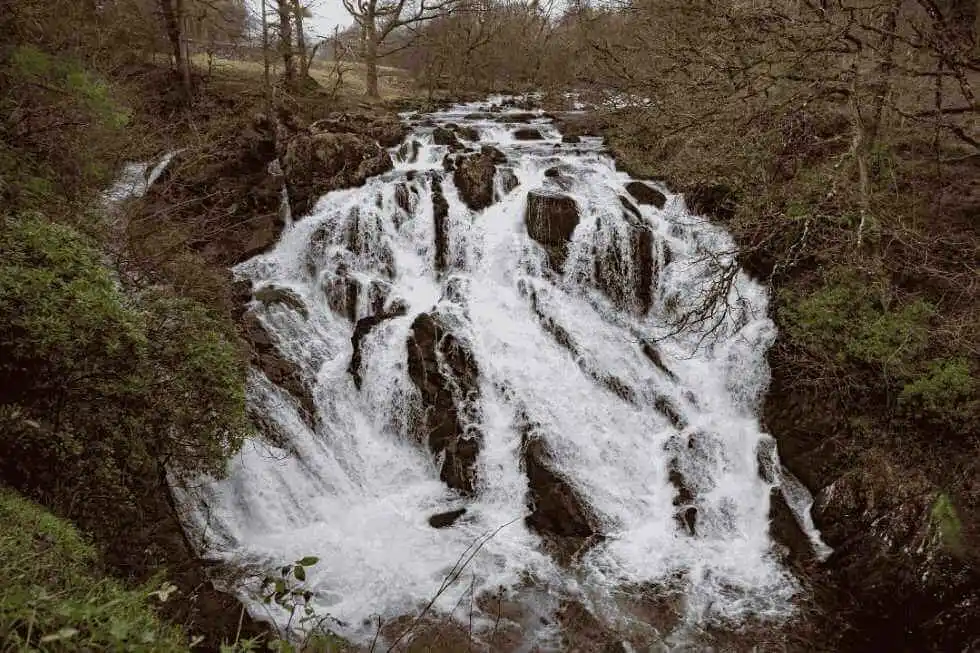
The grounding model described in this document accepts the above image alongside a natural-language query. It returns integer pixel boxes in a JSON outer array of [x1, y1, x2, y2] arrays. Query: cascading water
[[174, 99, 827, 648]]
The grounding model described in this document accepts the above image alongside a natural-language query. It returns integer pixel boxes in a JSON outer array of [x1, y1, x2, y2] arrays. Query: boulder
[[322, 268, 361, 322], [309, 111, 406, 147], [593, 206, 656, 314], [500, 168, 520, 195], [242, 311, 316, 426], [625, 181, 667, 209], [394, 182, 411, 215], [454, 125, 480, 141], [253, 284, 308, 318], [348, 301, 408, 389], [520, 422, 599, 539], [481, 144, 507, 163], [396, 139, 421, 163], [495, 112, 538, 123], [428, 508, 467, 528], [453, 150, 498, 211], [525, 190, 580, 270], [432, 126, 461, 148], [769, 487, 814, 567], [561, 134, 582, 144], [405, 312, 482, 494], [432, 177, 450, 272], [514, 127, 545, 141], [282, 131, 393, 216]]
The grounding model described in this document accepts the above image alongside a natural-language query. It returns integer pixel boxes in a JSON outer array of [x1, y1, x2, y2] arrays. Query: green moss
[[930, 492, 963, 555], [900, 358, 977, 429], [0, 490, 190, 651]]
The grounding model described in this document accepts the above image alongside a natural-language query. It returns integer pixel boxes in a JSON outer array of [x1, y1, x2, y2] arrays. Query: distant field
[[191, 54, 416, 99]]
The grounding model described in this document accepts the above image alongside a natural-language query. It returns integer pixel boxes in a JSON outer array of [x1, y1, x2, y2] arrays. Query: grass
[[0, 489, 189, 652], [191, 54, 416, 100]]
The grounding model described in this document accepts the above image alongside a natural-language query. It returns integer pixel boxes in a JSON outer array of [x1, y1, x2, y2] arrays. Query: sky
[[305, 0, 356, 38]]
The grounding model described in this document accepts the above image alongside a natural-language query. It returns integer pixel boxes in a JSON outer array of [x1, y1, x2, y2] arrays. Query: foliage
[[0, 213, 247, 532], [900, 358, 978, 431], [930, 492, 964, 555], [0, 489, 189, 651]]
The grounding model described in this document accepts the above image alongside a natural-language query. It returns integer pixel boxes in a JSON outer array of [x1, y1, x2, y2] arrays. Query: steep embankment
[[591, 98, 980, 651]]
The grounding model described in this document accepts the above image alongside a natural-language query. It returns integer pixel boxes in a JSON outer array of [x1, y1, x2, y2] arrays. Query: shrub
[[0, 489, 189, 651]]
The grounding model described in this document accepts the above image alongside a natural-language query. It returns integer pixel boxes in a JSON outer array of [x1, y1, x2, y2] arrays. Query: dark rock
[[453, 150, 497, 211], [396, 139, 420, 163], [653, 395, 686, 430], [500, 168, 520, 195], [253, 284, 307, 318], [520, 418, 599, 539], [428, 508, 467, 528], [593, 207, 657, 314], [557, 600, 627, 653], [496, 112, 538, 123], [242, 311, 316, 425], [322, 265, 360, 322], [525, 190, 580, 270], [480, 144, 507, 163], [625, 181, 667, 209], [309, 111, 406, 147], [561, 134, 582, 144], [432, 178, 449, 272], [348, 303, 408, 389], [455, 125, 480, 141], [394, 183, 411, 215], [432, 126, 461, 147], [282, 131, 393, 216], [686, 183, 738, 222], [464, 112, 495, 120], [769, 487, 813, 567], [230, 278, 252, 322], [640, 340, 677, 381], [514, 127, 545, 141], [405, 312, 482, 494]]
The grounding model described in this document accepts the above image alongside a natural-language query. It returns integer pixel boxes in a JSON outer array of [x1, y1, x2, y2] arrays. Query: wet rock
[[481, 144, 508, 163], [397, 139, 421, 163], [593, 209, 656, 315], [394, 182, 411, 215], [686, 183, 738, 222], [624, 181, 666, 209], [520, 420, 599, 539], [242, 311, 316, 426], [562, 134, 582, 144], [432, 126, 460, 147], [405, 312, 482, 494], [668, 465, 697, 534], [653, 395, 686, 430], [230, 278, 252, 322], [348, 302, 408, 389], [282, 131, 393, 216], [769, 487, 813, 567], [525, 190, 580, 270], [464, 112, 495, 120], [428, 508, 467, 528], [432, 178, 449, 272], [454, 125, 480, 141], [253, 284, 307, 318], [514, 127, 545, 141], [640, 340, 677, 381], [496, 111, 539, 123], [309, 111, 406, 147], [500, 168, 519, 195], [557, 600, 627, 653], [453, 150, 498, 211]]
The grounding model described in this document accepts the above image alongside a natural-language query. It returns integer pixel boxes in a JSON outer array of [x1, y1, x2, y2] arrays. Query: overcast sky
[[305, 0, 355, 38]]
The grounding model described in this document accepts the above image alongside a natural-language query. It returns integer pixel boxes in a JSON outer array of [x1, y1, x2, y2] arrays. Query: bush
[[0, 213, 246, 531], [0, 489, 189, 651]]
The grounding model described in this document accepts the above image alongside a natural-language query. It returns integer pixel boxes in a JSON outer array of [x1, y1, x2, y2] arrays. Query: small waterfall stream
[[174, 99, 827, 648]]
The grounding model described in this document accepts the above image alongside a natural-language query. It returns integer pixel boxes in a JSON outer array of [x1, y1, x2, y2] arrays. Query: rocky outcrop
[[525, 190, 580, 270], [514, 127, 545, 141], [397, 139, 421, 163], [253, 284, 308, 318], [593, 201, 657, 314], [518, 413, 599, 541], [405, 312, 482, 495], [432, 126, 461, 148], [242, 310, 316, 426], [428, 508, 467, 528], [453, 148, 501, 211], [348, 301, 408, 389], [625, 181, 667, 209], [281, 129, 393, 217], [309, 111, 406, 147], [454, 125, 480, 141], [432, 177, 450, 272], [500, 168, 519, 195], [561, 134, 582, 144]]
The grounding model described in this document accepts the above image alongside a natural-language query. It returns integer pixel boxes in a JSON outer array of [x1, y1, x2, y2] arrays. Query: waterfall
[[173, 100, 827, 647]]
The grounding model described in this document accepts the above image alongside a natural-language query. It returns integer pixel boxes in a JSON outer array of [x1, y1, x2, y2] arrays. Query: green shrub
[[0, 489, 189, 651], [900, 358, 977, 431], [779, 271, 933, 376], [0, 213, 246, 531]]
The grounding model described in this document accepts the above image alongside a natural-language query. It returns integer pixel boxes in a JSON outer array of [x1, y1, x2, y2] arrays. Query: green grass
[[0, 490, 190, 651]]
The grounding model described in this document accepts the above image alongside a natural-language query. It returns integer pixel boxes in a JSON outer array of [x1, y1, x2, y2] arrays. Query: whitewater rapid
[[173, 99, 826, 647]]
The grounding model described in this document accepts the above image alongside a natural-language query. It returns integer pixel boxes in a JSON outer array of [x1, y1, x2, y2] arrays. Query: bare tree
[[341, 0, 461, 97]]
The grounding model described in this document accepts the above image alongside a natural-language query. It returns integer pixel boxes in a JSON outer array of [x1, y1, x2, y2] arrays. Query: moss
[[929, 493, 963, 555], [0, 489, 189, 651]]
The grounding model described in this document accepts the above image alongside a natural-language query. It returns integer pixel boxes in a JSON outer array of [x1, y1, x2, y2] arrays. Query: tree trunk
[[293, 0, 309, 79], [261, 0, 272, 111], [176, 0, 192, 94], [160, 0, 190, 97], [365, 22, 380, 98], [277, 0, 296, 88]]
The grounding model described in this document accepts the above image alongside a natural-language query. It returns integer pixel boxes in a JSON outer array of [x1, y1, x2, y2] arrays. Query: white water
[[174, 100, 827, 646]]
